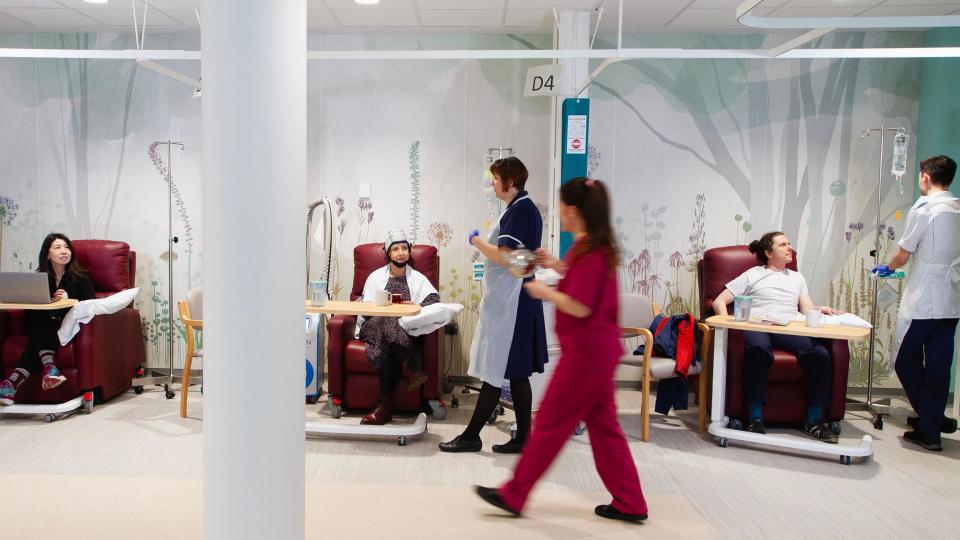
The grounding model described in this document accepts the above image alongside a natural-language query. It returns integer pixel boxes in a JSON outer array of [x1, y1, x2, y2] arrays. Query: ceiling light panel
[[417, 0, 505, 8]]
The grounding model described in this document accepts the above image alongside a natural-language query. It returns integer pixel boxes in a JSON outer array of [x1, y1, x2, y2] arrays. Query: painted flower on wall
[[0, 195, 19, 270], [427, 222, 453, 248]]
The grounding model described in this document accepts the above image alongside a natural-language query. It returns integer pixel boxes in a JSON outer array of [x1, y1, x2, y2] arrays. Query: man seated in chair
[[711, 231, 843, 443], [355, 229, 440, 425]]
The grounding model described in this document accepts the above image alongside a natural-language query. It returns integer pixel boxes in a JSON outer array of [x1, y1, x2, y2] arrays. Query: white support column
[[201, 1, 306, 539]]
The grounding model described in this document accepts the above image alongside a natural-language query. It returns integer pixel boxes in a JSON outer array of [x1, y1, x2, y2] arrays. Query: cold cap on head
[[384, 228, 411, 252]]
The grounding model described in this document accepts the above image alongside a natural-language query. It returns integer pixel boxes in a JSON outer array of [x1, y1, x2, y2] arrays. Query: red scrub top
[[555, 243, 622, 361]]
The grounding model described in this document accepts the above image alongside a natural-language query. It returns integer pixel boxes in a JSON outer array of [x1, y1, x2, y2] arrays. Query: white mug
[[373, 290, 391, 306], [805, 309, 821, 328]]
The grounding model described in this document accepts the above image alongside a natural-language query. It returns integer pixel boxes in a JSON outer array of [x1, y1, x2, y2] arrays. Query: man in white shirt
[[873, 155, 960, 451], [713, 232, 842, 442]]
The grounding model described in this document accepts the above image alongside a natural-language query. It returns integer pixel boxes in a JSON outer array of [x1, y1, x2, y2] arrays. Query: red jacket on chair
[[0, 240, 146, 404]]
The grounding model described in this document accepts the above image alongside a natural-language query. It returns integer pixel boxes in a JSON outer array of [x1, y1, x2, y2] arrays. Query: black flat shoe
[[903, 429, 943, 452], [491, 439, 525, 454], [595, 504, 647, 523], [439, 435, 482, 453], [475, 486, 520, 517]]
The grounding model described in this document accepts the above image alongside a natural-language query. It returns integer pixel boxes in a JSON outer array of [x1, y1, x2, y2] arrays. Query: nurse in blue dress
[[440, 156, 548, 454]]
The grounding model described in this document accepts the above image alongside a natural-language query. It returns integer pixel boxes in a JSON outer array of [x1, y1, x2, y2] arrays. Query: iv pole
[[859, 125, 906, 429], [132, 140, 185, 399]]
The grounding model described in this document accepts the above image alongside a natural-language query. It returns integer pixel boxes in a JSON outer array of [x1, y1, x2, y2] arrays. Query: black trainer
[[903, 429, 943, 452], [907, 416, 958, 434], [801, 421, 839, 444], [439, 435, 482, 453], [745, 418, 766, 434], [475, 486, 520, 517], [492, 439, 525, 454], [595, 504, 648, 523]]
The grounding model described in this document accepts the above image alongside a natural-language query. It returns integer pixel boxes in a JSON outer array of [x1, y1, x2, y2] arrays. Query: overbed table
[[705, 315, 872, 464], [303, 300, 426, 445]]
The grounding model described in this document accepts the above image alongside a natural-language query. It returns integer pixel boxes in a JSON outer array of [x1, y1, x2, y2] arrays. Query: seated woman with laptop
[[0, 233, 94, 405]]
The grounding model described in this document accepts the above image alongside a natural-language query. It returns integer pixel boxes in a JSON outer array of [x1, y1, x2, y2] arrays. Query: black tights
[[462, 378, 532, 442], [377, 344, 411, 398]]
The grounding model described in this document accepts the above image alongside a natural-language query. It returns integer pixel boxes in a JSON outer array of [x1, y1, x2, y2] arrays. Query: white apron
[[468, 195, 530, 386], [892, 196, 960, 361]]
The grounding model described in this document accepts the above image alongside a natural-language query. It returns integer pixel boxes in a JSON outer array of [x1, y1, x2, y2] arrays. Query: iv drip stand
[[132, 140, 185, 399], [858, 125, 907, 430]]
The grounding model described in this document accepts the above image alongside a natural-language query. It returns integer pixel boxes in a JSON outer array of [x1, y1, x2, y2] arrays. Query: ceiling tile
[[504, 9, 549, 27], [334, 9, 418, 26], [160, 9, 199, 26], [324, 0, 416, 10], [79, 8, 181, 26], [670, 7, 743, 26], [691, 0, 788, 6], [782, 0, 880, 7], [1, 7, 100, 26], [123, 0, 200, 8], [0, 0, 61, 7], [308, 9, 341, 30], [420, 9, 501, 26], [504, 0, 597, 9], [418, 0, 505, 8]]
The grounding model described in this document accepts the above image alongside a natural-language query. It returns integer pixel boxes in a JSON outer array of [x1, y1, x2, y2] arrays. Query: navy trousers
[[742, 331, 831, 408], [895, 318, 959, 436]]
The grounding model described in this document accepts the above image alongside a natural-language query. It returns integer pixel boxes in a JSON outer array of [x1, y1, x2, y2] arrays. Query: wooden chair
[[178, 287, 203, 418], [619, 293, 712, 441]]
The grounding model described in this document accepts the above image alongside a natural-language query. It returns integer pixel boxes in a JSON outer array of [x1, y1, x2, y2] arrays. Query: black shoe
[[745, 418, 766, 434], [595, 504, 647, 523], [907, 416, 958, 434], [475, 486, 520, 517], [801, 421, 839, 444], [439, 435, 482, 453], [492, 438, 525, 454], [903, 429, 943, 452]]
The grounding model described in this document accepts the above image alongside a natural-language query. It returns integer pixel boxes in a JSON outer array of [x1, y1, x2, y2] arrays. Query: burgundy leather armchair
[[0, 240, 146, 405], [698, 246, 848, 427], [325, 243, 446, 419]]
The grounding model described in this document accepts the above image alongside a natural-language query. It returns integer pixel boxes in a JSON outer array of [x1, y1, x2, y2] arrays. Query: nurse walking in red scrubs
[[474, 178, 648, 523]]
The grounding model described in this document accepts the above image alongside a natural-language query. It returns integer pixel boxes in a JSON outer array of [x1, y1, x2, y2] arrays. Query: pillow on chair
[[399, 303, 463, 336]]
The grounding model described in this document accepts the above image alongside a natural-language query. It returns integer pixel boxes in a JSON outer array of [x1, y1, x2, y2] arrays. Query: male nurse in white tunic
[[873, 155, 960, 451]]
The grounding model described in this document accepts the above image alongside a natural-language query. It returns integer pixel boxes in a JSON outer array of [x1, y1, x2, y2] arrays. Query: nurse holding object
[[474, 178, 648, 523], [440, 156, 548, 454], [873, 155, 960, 451]]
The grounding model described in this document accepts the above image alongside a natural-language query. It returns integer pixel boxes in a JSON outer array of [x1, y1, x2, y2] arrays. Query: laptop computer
[[0, 272, 53, 304]]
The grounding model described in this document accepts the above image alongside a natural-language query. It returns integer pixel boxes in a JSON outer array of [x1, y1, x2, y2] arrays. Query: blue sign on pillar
[[559, 97, 589, 259]]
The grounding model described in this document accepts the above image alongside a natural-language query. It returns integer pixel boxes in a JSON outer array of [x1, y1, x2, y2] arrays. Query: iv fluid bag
[[891, 133, 909, 178]]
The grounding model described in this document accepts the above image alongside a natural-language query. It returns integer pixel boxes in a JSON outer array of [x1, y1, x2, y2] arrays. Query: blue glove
[[871, 264, 893, 277], [468, 229, 480, 246]]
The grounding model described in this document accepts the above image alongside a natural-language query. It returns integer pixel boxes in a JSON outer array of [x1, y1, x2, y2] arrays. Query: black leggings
[[377, 344, 412, 397]]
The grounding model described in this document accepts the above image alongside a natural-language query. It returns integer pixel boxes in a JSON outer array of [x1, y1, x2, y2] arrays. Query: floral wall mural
[[0, 30, 925, 390]]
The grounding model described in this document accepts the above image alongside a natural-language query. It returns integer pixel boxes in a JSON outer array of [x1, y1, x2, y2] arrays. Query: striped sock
[[7, 368, 30, 390], [39, 350, 56, 367]]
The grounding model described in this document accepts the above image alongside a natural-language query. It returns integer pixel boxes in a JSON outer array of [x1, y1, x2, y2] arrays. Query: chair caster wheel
[[574, 421, 587, 435], [428, 400, 447, 420], [830, 421, 842, 436], [487, 410, 498, 424], [442, 379, 454, 393], [717, 437, 728, 448], [728, 418, 742, 431], [44, 414, 55, 423], [497, 405, 505, 416], [398, 436, 407, 446], [165, 390, 176, 400], [873, 416, 884, 430], [451, 397, 459, 408], [840, 455, 851, 465], [134, 386, 144, 395]]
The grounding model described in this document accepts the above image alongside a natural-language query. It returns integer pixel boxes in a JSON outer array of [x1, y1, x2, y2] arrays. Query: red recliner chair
[[325, 243, 447, 420], [698, 245, 848, 430], [0, 240, 146, 407]]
